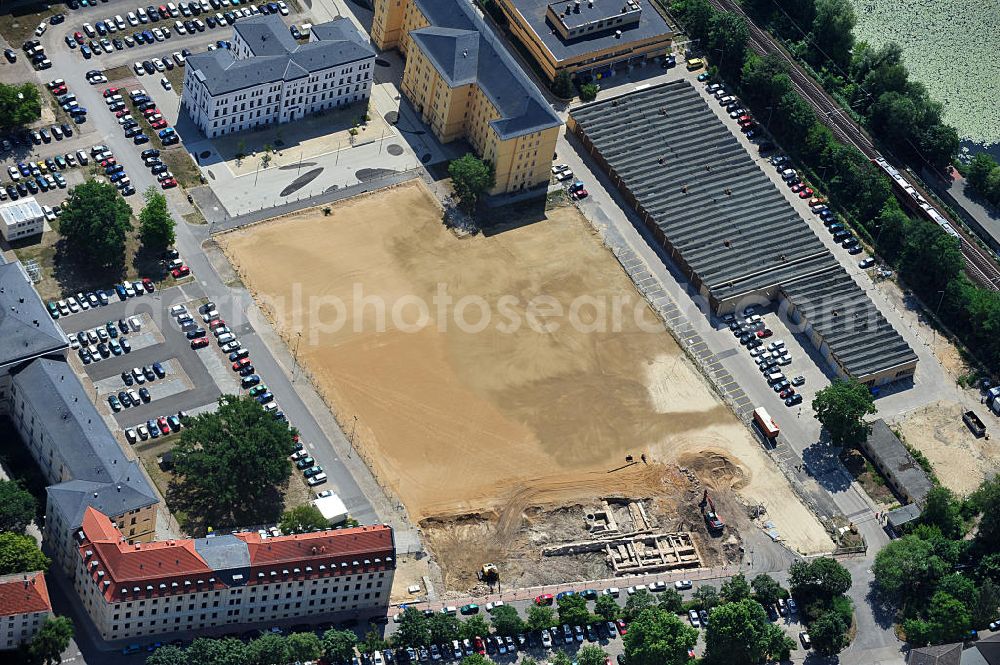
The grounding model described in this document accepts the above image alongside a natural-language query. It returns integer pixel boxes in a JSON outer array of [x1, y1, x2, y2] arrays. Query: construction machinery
[[478, 563, 499, 588], [700, 490, 725, 533]]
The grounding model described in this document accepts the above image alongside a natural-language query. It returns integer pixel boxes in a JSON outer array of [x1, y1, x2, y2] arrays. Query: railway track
[[707, 0, 1000, 290]]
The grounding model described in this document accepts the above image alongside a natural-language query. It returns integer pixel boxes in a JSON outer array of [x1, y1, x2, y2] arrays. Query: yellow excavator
[[478, 563, 499, 587]]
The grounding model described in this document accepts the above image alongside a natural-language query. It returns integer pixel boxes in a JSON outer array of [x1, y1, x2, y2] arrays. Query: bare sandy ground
[[219, 181, 832, 559]]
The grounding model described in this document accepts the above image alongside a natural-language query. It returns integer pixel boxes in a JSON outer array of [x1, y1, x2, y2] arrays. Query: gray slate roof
[[507, 0, 672, 64], [12, 358, 157, 525], [193, 534, 251, 579], [0, 261, 68, 370], [187, 16, 374, 96], [410, 0, 561, 140], [569, 80, 915, 381], [908, 643, 963, 665], [860, 419, 933, 506]]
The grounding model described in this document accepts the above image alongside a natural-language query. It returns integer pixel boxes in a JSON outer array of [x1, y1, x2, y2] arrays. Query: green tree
[[395, 608, 430, 647], [490, 605, 525, 637], [704, 599, 790, 665], [279, 505, 329, 534], [427, 613, 461, 643], [693, 585, 720, 611], [594, 594, 620, 621], [622, 607, 698, 665], [809, 0, 855, 69], [967, 153, 1000, 204], [525, 605, 557, 632], [0, 82, 42, 131], [812, 379, 875, 447], [773, 90, 818, 152], [789, 557, 852, 606], [809, 610, 850, 656], [658, 589, 683, 614], [287, 632, 323, 661], [874, 198, 909, 263], [460, 655, 489, 665], [902, 617, 933, 647], [59, 180, 133, 272], [920, 123, 960, 172], [936, 573, 976, 607], [27, 616, 73, 665], [322, 628, 358, 662], [146, 644, 188, 665], [900, 217, 964, 298], [579, 83, 600, 102], [927, 591, 972, 644], [0, 532, 50, 574], [0, 479, 37, 534], [972, 579, 1000, 630], [623, 589, 657, 622], [751, 574, 784, 607], [168, 395, 296, 530], [706, 12, 748, 81], [873, 534, 949, 606], [139, 187, 176, 252], [972, 476, 1000, 552], [461, 615, 491, 639], [551, 652, 573, 665], [247, 633, 289, 665], [720, 573, 753, 603], [551, 71, 575, 99], [448, 154, 495, 212], [672, 0, 714, 39], [558, 595, 593, 626], [186, 637, 248, 665], [740, 54, 793, 112], [577, 645, 607, 665]]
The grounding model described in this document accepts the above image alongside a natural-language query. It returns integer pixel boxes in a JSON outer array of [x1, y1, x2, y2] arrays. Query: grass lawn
[[0, 3, 61, 47], [161, 149, 201, 188], [164, 64, 185, 92], [183, 209, 207, 225], [104, 65, 133, 82]]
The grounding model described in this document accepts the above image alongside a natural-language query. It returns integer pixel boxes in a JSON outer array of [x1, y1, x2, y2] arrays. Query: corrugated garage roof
[[569, 79, 916, 380]]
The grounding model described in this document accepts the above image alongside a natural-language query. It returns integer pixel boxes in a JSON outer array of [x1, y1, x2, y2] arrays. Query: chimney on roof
[[117, 484, 121, 492], [573, 0, 580, 11], [615, 30, 622, 38], [93, 492, 98, 498]]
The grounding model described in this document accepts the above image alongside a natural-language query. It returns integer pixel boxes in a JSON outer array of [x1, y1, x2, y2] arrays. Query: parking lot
[[57, 282, 225, 439]]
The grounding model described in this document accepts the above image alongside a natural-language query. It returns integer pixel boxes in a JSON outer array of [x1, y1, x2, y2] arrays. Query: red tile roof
[[0, 572, 52, 617], [77, 508, 395, 604]]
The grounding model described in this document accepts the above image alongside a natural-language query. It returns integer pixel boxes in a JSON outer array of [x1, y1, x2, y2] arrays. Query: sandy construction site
[[220, 181, 832, 589]]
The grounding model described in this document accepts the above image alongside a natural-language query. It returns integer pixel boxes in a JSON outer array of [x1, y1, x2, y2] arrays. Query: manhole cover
[[375, 58, 391, 67], [199, 150, 211, 159], [384, 111, 399, 124], [421, 153, 432, 163], [386, 144, 404, 156]]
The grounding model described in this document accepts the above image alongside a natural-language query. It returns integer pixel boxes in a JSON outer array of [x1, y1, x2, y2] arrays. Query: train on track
[[872, 157, 960, 240]]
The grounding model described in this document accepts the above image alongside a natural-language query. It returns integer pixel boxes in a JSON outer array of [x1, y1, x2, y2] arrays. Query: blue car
[[143, 30, 154, 41], [81, 45, 92, 58], [72, 114, 87, 124], [17, 163, 30, 177], [134, 134, 149, 144], [255, 392, 274, 404], [115, 284, 127, 300], [110, 172, 127, 182], [157, 128, 176, 138]]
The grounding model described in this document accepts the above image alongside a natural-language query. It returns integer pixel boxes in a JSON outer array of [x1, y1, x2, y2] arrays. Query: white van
[[128, 315, 142, 332], [216, 332, 235, 346], [768, 340, 786, 351], [767, 372, 785, 385]]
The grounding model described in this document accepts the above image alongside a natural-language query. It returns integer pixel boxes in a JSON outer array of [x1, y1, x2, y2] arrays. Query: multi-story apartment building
[[0, 198, 45, 242], [73, 508, 395, 641], [371, 0, 562, 194], [182, 15, 376, 138], [0, 573, 52, 651], [493, 0, 673, 83]]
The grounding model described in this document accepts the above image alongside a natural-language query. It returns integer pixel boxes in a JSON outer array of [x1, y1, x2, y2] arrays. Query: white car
[[160, 77, 172, 90], [674, 580, 693, 590], [603, 587, 620, 597], [485, 600, 504, 612], [42, 205, 56, 222], [170, 304, 187, 317], [277, 0, 288, 14], [626, 584, 646, 595], [688, 610, 700, 627], [7, 166, 20, 181], [134, 61, 145, 76], [315, 489, 333, 498], [172, 51, 185, 66], [540, 630, 552, 648]]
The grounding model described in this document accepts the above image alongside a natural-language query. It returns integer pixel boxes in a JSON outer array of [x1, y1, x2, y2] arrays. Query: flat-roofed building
[[73, 508, 395, 641], [496, 0, 673, 83], [568, 80, 917, 386], [0, 198, 44, 242], [0, 572, 52, 651], [372, 0, 562, 194]]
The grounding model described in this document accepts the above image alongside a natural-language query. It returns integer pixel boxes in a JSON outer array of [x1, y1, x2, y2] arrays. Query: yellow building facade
[[373, 0, 562, 194]]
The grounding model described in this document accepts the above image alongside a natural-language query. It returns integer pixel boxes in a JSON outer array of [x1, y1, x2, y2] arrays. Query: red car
[[572, 188, 588, 200], [51, 84, 67, 95], [150, 119, 168, 130], [157, 417, 171, 434], [755, 328, 773, 338], [808, 197, 826, 207], [115, 109, 129, 118], [737, 114, 751, 124], [74, 31, 84, 43], [208, 318, 225, 329], [142, 277, 155, 293], [798, 187, 814, 199], [473, 637, 485, 655], [790, 182, 804, 193], [171, 264, 190, 278], [191, 337, 209, 349], [534, 594, 553, 606], [779, 387, 795, 399], [103, 87, 119, 97], [143, 108, 160, 117], [616, 619, 627, 635], [232, 357, 252, 371], [161, 178, 178, 190], [101, 158, 117, 167]]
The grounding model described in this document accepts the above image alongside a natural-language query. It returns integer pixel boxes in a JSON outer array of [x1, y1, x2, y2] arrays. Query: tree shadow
[[51, 237, 127, 295], [864, 582, 900, 631], [801, 440, 853, 493]]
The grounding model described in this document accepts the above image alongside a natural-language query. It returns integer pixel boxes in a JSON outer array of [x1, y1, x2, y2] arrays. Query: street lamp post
[[291, 331, 302, 381]]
